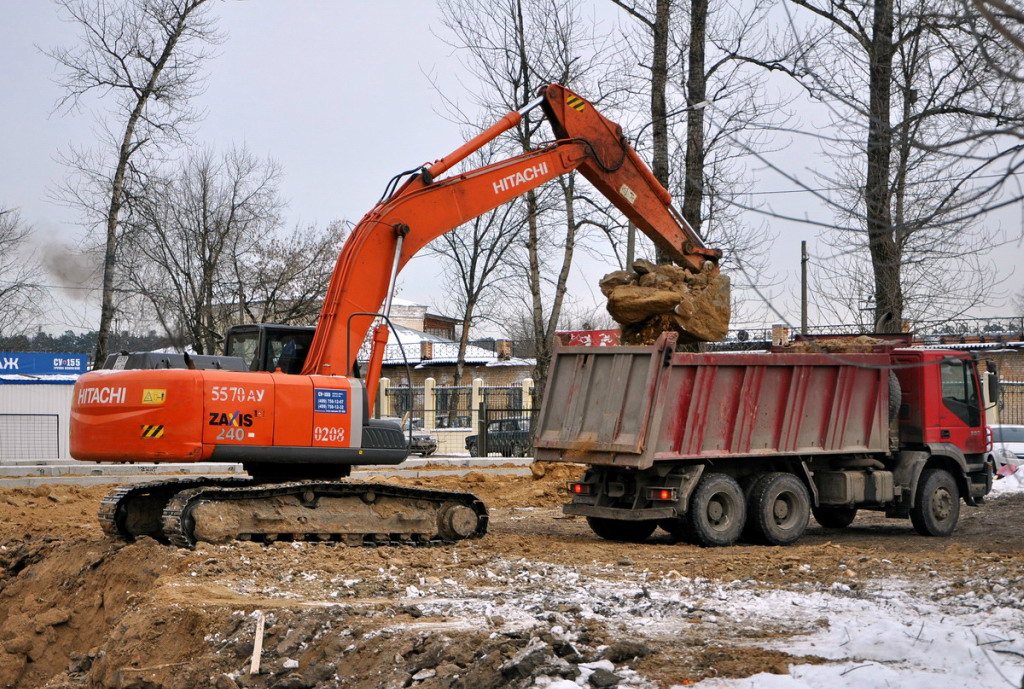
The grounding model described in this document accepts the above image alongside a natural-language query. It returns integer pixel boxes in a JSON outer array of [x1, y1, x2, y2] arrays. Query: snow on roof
[[366, 323, 534, 367], [914, 341, 1023, 351], [0, 374, 79, 384]]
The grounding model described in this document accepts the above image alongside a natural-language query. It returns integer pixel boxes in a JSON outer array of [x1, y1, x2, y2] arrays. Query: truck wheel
[[586, 517, 657, 543], [746, 473, 810, 546], [685, 473, 746, 547], [511, 441, 528, 457], [467, 441, 480, 457], [910, 468, 960, 537], [812, 505, 857, 529]]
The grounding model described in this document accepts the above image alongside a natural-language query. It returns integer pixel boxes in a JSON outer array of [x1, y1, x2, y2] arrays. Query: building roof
[[367, 324, 534, 368]]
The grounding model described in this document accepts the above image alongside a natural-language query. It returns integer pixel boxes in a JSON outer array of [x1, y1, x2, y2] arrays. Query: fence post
[[471, 378, 484, 430], [378, 377, 391, 418], [522, 378, 534, 411], [423, 377, 436, 430], [478, 400, 488, 457]]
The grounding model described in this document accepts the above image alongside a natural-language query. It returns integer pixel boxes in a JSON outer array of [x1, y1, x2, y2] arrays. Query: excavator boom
[[302, 84, 725, 389]]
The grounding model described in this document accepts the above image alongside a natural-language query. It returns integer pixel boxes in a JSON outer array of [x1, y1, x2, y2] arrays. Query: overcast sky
[[1, 1, 1021, 337]]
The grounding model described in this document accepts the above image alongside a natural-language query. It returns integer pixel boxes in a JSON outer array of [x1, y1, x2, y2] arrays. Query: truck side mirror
[[987, 369, 1000, 405]]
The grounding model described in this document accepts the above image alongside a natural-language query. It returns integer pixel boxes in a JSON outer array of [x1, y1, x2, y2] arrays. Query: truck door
[[937, 358, 986, 454]]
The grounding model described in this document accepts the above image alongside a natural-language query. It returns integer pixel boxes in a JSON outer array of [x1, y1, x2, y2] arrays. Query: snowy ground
[[696, 476, 1024, 689]]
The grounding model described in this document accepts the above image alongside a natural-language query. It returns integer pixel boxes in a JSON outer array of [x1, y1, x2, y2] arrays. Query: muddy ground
[[0, 466, 1021, 689]]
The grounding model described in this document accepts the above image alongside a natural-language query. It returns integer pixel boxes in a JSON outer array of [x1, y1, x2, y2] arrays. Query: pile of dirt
[[600, 259, 730, 345], [359, 462, 585, 509], [781, 335, 892, 354]]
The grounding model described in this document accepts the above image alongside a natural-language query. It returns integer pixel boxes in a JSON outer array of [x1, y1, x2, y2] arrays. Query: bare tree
[[0, 209, 41, 336], [775, 0, 1024, 330], [426, 146, 524, 387], [233, 220, 348, 327], [47, 0, 221, 367], [122, 147, 282, 353], [437, 0, 620, 404], [606, 1, 786, 330]]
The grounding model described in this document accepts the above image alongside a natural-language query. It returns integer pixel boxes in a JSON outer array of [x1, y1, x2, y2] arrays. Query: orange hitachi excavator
[[70, 84, 726, 547]]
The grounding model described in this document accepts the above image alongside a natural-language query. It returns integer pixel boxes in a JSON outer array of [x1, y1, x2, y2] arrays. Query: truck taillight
[[568, 482, 593, 495], [647, 487, 677, 502]]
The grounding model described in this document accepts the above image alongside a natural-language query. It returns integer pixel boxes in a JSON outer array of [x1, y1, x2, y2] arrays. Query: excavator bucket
[[601, 260, 731, 345]]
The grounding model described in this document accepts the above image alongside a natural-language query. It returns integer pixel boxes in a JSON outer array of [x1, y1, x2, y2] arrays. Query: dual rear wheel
[[585, 466, 962, 546], [588, 471, 813, 547]]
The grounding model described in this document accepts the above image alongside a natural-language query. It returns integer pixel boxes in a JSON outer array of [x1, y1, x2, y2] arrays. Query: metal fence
[[0, 414, 59, 460], [1000, 381, 1024, 425], [381, 384, 533, 456], [475, 406, 538, 458], [384, 385, 425, 418]]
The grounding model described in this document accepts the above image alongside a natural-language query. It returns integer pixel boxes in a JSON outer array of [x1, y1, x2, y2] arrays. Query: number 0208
[[314, 426, 345, 443]]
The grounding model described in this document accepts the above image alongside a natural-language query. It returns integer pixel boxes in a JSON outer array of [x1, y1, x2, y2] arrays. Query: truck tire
[[586, 517, 657, 543], [467, 441, 480, 457], [812, 505, 857, 529], [746, 472, 810, 546], [910, 468, 960, 537], [685, 473, 746, 547], [888, 371, 902, 421]]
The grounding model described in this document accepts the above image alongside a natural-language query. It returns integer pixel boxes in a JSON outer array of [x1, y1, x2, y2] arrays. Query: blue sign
[[314, 388, 348, 414], [0, 352, 88, 374]]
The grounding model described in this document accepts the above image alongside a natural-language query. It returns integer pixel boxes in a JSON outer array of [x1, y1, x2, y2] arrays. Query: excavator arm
[[302, 84, 726, 396]]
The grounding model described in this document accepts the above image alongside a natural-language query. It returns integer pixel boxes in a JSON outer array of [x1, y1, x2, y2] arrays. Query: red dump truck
[[534, 333, 998, 546]]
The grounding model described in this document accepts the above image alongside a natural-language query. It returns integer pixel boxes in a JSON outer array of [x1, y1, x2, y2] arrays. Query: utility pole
[[801, 240, 808, 336], [626, 222, 635, 268]]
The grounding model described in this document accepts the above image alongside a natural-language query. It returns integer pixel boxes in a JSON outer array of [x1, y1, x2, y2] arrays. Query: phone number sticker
[[314, 388, 348, 414]]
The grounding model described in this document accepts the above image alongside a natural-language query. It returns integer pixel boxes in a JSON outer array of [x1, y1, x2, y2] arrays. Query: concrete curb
[[0, 457, 536, 488]]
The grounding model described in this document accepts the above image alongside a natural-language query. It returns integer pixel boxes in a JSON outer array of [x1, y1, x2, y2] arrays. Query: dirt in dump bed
[[600, 259, 731, 345], [781, 335, 895, 354], [0, 473, 1021, 689]]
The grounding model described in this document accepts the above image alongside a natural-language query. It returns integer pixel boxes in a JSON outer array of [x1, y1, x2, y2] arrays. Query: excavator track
[[99, 477, 253, 542], [100, 478, 487, 548], [160, 481, 488, 548]]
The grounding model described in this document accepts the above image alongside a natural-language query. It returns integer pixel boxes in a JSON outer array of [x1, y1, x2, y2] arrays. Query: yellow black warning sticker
[[566, 95, 586, 112], [141, 425, 165, 439], [142, 389, 166, 405]]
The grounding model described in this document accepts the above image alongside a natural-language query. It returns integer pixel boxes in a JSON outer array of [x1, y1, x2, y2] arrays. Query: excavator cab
[[224, 324, 316, 374]]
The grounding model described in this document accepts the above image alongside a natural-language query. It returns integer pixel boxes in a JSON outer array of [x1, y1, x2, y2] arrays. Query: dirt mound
[[600, 259, 730, 344], [367, 463, 585, 509], [781, 335, 892, 353]]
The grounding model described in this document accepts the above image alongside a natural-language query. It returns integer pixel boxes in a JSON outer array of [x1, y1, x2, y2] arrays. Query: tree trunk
[[91, 4, 204, 367], [865, 0, 902, 332], [651, 0, 672, 263], [681, 0, 707, 234]]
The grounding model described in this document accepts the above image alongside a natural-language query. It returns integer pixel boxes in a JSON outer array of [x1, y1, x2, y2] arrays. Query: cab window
[[226, 331, 260, 370], [939, 359, 980, 426]]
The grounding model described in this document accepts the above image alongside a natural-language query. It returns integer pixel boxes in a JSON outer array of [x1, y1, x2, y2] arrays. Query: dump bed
[[533, 333, 891, 470]]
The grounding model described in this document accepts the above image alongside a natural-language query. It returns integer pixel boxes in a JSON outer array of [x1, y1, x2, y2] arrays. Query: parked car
[[382, 417, 438, 457], [991, 424, 1024, 476], [465, 416, 532, 457]]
